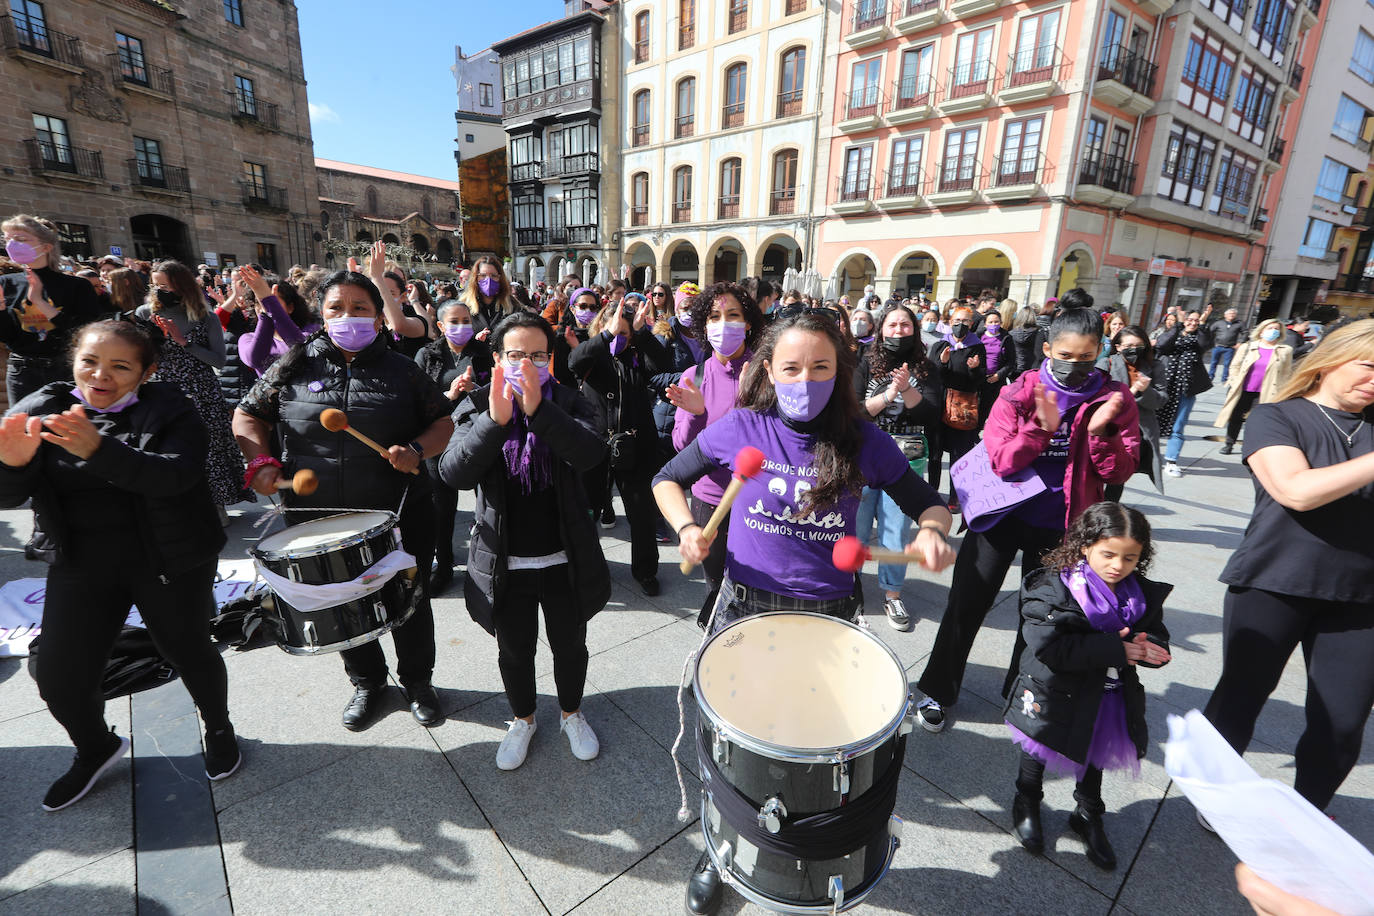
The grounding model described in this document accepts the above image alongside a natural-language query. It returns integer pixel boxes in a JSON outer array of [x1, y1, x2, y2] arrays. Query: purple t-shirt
[[1245, 346, 1274, 393], [694, 409, 913, 599], [982, 329, 1004, 374]]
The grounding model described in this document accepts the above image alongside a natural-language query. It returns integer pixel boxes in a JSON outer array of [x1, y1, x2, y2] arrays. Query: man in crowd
[[1207, 307, 1246, 381]]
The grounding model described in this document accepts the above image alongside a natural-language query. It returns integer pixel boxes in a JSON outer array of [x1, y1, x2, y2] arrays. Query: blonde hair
[[460, 256, 513, 317], [2, 214, 61, 260], [1250, 318, 1283, 342], [1276, 319, 1374, 401]]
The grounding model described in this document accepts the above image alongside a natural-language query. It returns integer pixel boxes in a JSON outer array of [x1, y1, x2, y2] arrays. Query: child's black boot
[[1068, 806, 1117, 870], [1011, 793, 1044, 854]]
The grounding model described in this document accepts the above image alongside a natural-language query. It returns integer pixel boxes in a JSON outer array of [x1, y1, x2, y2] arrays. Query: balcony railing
[[128, 158, 189, 192], [634, 38, 648, 64], [885, 168, 926, 198], [567, 226, 597, 245], [1335, 272, 1374, 293], [562, 152, 599, 174], [722, 101, 745, 129], [845, 87, 882, 119], [1289, 62, 1304, 91], [675, 114, 694, 139], [109, 51, 174, 95], [673, 201, 693, 223], [1352, 206, 1373, 227], [240, 182, 288, 210], [0, 17, 83, 67], [23, 139, 104, 178], [903, 0, 939, 14], [945, 62, 994, 100], [891, 73, 934, 110], [548, 224, 567, 245], [776, 89, 803, 118], [232, 92, 280, 130], [1270, 137, 1286, 162], [993, 154, 1041, 188], [515, 228, 546, 248], [836, 172, 873, 203], [850, 1, 888, 33], [718, 195, 740, 219], [1005, 44, 1058, 88], [1097, 44, 1157, 98], [770, 188, 797, 215], [679, 22, 695, 50], [510, 161, 543, 182], [1078, 151, 1137, 193], [630, 205, 648, 226], [936, 158, 979, 193], [1251, 207, 1269, 230], [632, 124, 649, 147], [728, 3, 748, 32]]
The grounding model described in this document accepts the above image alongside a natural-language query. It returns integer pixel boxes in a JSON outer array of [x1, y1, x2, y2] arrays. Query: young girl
[[1005, 502, 1171, 870]]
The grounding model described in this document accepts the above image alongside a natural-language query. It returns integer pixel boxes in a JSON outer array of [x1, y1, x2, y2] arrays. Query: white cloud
[[308, 102, 340, 123]]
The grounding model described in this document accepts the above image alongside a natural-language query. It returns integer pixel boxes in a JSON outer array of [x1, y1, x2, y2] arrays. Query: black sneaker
[[600, 505, 615, 529], [42, 731, 130, 812], [205, 726, 242, 781], [916, 697, 946, 733]]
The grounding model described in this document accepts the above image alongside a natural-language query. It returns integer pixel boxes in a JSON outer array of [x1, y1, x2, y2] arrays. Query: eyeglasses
[[650, 292, 667, 298], [777, 304, 842, 324], [502, 350, 551, 367]]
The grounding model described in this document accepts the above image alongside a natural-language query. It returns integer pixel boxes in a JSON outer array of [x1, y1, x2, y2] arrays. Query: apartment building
[[617, 0, 827, 289], [813, 0, 1312, 323], [0, 0, 319, 270], [453, 45, 505, 163]]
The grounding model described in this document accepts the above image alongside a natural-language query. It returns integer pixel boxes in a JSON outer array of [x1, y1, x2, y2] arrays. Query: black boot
[[341, 687, 385, 732], [684, 850, 723, 915], [404, 682, 443, 728], [1012, 793, 1044, 854], [428, 564, 453, 594], [1068, 806, 1117, 870], [1220, 439, 1235, 455]]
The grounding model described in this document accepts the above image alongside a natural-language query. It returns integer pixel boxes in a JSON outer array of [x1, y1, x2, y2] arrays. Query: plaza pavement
[[1, 383, 1371, 915]]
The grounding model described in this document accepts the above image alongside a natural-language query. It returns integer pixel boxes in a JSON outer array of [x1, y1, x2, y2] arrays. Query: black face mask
[[155, 288, 180, 308], [1119, 346, 1143, 364], [950, 323, 970, 339], [1050, 357, 1097, 388], [882, 335, 915, 357]]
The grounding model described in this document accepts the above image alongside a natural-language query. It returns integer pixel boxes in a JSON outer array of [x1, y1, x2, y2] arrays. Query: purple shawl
[[1060, 560, 1147, 632], [501, 380, 555, 493]]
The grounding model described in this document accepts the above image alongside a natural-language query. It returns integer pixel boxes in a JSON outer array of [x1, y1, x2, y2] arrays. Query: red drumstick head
[[734, 446, 765, 481], [832, 536, 870, 573], [319, 408, 349, 432]]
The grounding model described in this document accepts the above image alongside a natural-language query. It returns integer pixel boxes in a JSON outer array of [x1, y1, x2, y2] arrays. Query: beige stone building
[[315, 159, 462, 269], [0, 0, 318, 270]]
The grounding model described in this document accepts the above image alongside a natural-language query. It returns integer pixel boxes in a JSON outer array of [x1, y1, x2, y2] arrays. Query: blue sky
[[298, 1, 564, 181]]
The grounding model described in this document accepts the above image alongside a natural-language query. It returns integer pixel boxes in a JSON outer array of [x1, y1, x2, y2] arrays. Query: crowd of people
[[2, 212, 1371, 915]]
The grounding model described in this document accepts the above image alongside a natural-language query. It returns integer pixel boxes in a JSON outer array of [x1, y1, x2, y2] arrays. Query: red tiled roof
[[315, 158, 461, 191]]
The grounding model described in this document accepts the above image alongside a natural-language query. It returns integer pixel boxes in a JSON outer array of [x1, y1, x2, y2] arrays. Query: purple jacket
[[671, 349, 750, 504], [239, 295, 318, 376], [985, 371, 1140, 530]]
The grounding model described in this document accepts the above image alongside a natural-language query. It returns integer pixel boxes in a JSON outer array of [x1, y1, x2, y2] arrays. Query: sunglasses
[[650, 291, 667, 298]]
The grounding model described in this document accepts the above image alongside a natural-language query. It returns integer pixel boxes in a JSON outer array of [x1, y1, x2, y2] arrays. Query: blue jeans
[[856, 487, 911, 593], [1165, 394, 1197, 463], [1209, 346, 1235, 382]]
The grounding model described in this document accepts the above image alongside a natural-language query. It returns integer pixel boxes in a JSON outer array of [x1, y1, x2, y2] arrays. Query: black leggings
[[917, 517, 1063, 707], [1016, 750, 1104, 815], [493, 565, 588, 719], [1204, 586, 1374, 811], [1226, 390, 1261, 443], [39, 549, 229, 757]]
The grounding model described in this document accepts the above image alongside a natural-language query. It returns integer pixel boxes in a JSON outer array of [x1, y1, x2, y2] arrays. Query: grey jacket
[[1108, 353, 1168, 492]]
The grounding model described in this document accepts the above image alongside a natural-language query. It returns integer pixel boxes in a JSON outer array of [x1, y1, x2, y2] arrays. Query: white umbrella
[[528, 260, 537, 288], [595, 263, 609, 287], [782, 267, 798, 293], [824, 272, 839, 301], [644, 265, 653, 288], [552, 257, 564, 285]]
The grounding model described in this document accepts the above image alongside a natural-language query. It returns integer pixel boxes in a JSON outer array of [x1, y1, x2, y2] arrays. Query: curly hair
[[865, 304, 930, 382], [1040, 501, 1154, 576], [736, 313, 867, 513], [688, 282, 764, 353]]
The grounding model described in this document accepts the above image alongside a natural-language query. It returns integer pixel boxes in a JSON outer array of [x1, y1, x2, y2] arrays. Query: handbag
[[606, 352, 639, 470], [943, 388, 979, 430]]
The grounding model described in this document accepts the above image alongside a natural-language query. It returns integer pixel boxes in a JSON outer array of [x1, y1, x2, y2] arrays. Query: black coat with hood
[[439, 383, 612, 635], [568, 325, 670, 473], [1003, 567, 1172, 764]]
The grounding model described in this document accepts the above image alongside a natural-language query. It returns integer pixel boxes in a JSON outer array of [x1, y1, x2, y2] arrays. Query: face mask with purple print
[[477, 276, 500, 299], [773, 376, 835, 422], [444, 324, 474, 348], [325, 316, 379, 352], [707, 320, 747, 356]]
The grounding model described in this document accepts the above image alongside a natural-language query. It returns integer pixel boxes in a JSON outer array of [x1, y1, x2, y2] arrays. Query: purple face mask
[[774, 376, 835, 422], [609, 333, 629, 356], [477, 276, 500, 299], [707, 320, 747, 356], [73, 386, 140, 413], [444, 324, 474, 348], [504, 362, 552, 395], [573, 307, 597, 325], [325, 316, 379, 352], [5, 240, 39, 265], [677, 311, 693, 327]]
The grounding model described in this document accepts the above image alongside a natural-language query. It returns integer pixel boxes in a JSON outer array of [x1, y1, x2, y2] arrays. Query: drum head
[[256, 511, 395, 556], [696, 612, 908, 753]]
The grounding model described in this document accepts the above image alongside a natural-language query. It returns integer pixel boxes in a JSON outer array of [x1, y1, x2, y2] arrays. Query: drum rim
[[252, 511, 397, 561], [693, 611, 911, 763]]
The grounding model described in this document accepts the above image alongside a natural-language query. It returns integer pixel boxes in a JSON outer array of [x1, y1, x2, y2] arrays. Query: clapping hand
[[1032, 382, 1061, 432], [510, 358, 542, 417], [488, 363, 514, 426], [0, 413, 43, 467], [666, 376, 705, 415], [1119, 628, 1171, 667], [1089, 391, 1126, 435], [153, 314, 187, 346], [448, 365, 475, 399], [967, 353, 981, 369], [40, 404, 101, 460], [239, 264, 272, 302], [633, 300, 654, 332]]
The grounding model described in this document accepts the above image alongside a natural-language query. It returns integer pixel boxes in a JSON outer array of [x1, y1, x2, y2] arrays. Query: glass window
[[513, 194, 543, 229], [1085, 116, 1106, 155], [242, 161, 266, 195], [954, 26, 995, 85], [635, 11, 650, 63], [780, 46, 806, 99], [574, 37, 592, 81], [773, 149, 798, 193], [224, 0, 243, 27], [133, 136, 162, 174], [941, 127, 980, 189], [1013, 10, 1060, 74], [10, 0, 49, 51], [55, 223, 91, 259], [1000, 115, 1043, 179], [479, 83, 493, 107], [632, 172, 649, 209], [558, 42, 574, 84], [889, 135, 924, 191], [1334, 95, 1368, 144], [850, 57, 881, 108], [720, 158, 742, 216], [567, 185, 598, 227], [897, 45, 933, 102], [115, 32, 146, 83], [1158, 124, 1217, 208], [674, 166, 693, 221], [724, 62, 747, 126], [1100, 9, 1125, 67], [1355, 30, 1374, 84], [677, 77, 695, 137], [234, 74, 256, 116], [633, 89, 650, 145], [842, 144, 873, 195], [1315, 158, 1350, 202], [1299, 218, 1334, 258], [32, 112, 70, 163]]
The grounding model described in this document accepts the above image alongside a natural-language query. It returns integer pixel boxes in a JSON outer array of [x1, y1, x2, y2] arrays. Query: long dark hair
[[866, 303, 930, 382], [1112, 324, 1154, 363], [265, 270, 380, 388], [736, 313, 866, 512], [1041, 502, 1154, 575], [689, 282, 764, 353]]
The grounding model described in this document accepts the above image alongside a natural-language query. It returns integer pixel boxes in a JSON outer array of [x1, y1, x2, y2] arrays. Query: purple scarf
[[1060, 560, 1146, 632], [942, 331, 971, 350], [501, 380, 555, 493], [1037, 360, 1106, 413]]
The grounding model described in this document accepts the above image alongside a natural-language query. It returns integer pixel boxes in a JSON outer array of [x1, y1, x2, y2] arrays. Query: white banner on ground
[[0, 559, 256, 658]]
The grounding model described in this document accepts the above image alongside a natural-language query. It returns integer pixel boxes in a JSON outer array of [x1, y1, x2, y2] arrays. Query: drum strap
[[696, 726, 907, 862]]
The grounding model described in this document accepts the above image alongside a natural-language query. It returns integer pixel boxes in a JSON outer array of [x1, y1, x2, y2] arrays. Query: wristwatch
[[408, 440, 424, 459]]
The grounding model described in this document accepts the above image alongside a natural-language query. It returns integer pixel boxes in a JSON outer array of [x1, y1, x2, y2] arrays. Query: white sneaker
[[1164, 462, 1183, 478], [560, 711, 600, 761], [496, 718, 536, 770], [884, 597, 912, 631]]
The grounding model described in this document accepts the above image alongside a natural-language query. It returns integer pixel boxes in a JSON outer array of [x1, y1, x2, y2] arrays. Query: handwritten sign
[[949, 441, 1047, 532]]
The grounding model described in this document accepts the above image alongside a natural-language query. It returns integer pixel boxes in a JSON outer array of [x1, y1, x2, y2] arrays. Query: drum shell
[[253, 521, 400, 586], [267, 574, 416, 655]]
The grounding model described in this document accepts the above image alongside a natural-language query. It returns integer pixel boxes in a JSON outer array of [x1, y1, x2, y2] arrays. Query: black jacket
[[1155, 325, 1214, 397], [568, 327, 670, 472], [414, 335, 493, 397], [650, 320, 700, 451], [1004, 568, 1172, 764], [438, 383, 611, 635], [1009, 326, 1042, 378], [853, 354, 943, 448], [928, 338, 987, 393], [0, 381, 224, 572], [216, 308, 257, 409], [0, 266, 103, 360]]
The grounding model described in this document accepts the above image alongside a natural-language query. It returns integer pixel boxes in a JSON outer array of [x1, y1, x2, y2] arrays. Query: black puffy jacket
[[568, 327, 670, 473], [414, 335, 494, 396], [0, 381, 224, 573], [439, 383, 611, 635], [1009, 327, 1042, 379], [1003, 568, 1171, 764], [217, 309, 257, 408], [236, 333, 450, 512]]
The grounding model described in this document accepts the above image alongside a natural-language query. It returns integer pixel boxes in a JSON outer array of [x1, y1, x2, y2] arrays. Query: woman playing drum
[[651, 311, 957, 916], [233, 270, 453, 731]]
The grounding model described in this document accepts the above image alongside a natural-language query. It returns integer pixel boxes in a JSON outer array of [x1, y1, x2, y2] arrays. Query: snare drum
[[252, 511, 417, 655], [694, 612, 912, 914]]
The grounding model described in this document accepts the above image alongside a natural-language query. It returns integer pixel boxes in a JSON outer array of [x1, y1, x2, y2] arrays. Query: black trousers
[[917, 517, 1063, 707], [1226, 390, 1261, 443], [492, 565, 588, 719], [427, 458, 460, 570], [941, 425, 979, 502], [340, 493, 437, 690], [6, 354, 64, 407], [690, 496, 730, 627], [1204, 586, 1374, 811], [1016, 750, 1105, 815], [38, 544, 229, 757], [588, 458, 660, 582]]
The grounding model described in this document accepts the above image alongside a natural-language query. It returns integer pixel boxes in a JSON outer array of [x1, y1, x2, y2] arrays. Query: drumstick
[[318, 408, 419, 474], [274, 468, 319, 496], [831, 535, 919, 572], [680, 446, 765, 575]]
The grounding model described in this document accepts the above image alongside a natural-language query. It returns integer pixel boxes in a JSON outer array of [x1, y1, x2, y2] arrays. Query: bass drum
[[694, 612, 912, 913]]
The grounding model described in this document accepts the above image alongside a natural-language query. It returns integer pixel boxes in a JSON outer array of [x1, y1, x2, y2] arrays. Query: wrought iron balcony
[[632, 124, 649, 147], [567, 226, 597, 245], [836, 172, 873, 203], [109, 51, 174, 95], [936, 159, 979, 193], [722, 102, 745, 129], [891, 73, 934, 111], [884, 168, 926, 198], [128, 158, 189, 192], [1097, 44, 1157, 98], [231, 91, 280, 130], [718, 195, 740, 219], [1269, 137, 1286, 163], [675, 114, 694, 139], [769, 188, 797, 215], [561, 153, 599, 175], [23, 139, 103, 179], [515, 227, 547, 248], [630, 205, 648, 227], [510, 161, 543, 182], [1078, 151, 1137, 194], [240, 182, 288, 210], [776, 89, 803, 118], [992, 154, 1041, 188], [1004, 44, 1058, 88], [672, 202, 693, 223], [844, 87, 882, 120], [0, 17, 83, 67], [1289, 62, 1304, 91], [944, 62, 994, 101], [850, 1, 888, 34]]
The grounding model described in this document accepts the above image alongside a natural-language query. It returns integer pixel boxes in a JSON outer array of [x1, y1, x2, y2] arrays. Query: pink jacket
[[984, 371, 1141, 530]]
